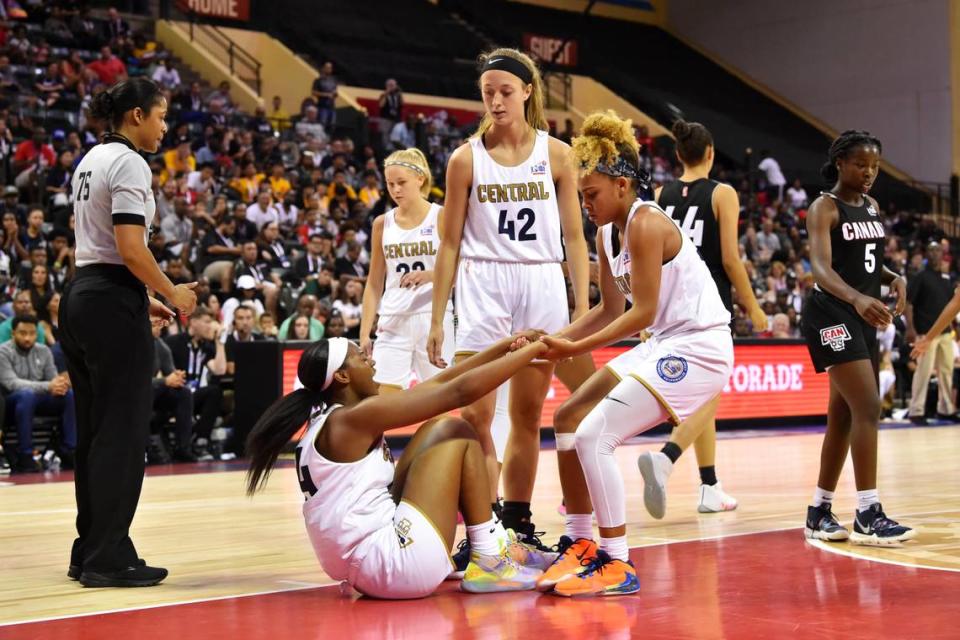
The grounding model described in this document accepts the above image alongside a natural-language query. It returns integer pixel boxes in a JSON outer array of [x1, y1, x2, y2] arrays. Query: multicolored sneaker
[[461, 550, 542, 593], [536, 536, 598, 591], [698, 482, 738, 513], [850, 503, 917, 546], [553, 549, 640, 597], [804, 504, 849, 542], [506, 529, 558, 571]]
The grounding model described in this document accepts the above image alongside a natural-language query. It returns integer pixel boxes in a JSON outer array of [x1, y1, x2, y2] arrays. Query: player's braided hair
[[820, 130, 882, 184]]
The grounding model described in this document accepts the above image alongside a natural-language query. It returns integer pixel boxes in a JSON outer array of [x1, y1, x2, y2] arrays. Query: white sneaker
[[636, 451, 674, 519], [697, 482, 738, 513]]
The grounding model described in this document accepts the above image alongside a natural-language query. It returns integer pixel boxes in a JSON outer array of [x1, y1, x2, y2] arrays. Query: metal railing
[[187, 17, 262, 96]]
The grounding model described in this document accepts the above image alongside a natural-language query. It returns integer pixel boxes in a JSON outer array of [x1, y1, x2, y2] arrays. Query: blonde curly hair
[[571, 110, 640, 178]]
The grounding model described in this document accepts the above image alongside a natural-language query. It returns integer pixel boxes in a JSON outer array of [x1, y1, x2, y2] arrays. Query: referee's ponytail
[[90, 77, 164, 131], [245, 340, 334, 495]]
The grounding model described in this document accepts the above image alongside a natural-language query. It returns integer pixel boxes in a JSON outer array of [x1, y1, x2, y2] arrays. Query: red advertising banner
[[522, 33, 579, 67], [282, 341, 828, 436], [177, 0, 250, 21]]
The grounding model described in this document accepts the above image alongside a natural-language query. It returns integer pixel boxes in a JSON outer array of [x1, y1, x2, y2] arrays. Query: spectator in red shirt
[[87, 46, 127, 87], [14, 127, 56, 202]]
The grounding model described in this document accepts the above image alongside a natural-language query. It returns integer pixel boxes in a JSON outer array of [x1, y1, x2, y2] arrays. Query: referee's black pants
[[59, 264, 154, 572]]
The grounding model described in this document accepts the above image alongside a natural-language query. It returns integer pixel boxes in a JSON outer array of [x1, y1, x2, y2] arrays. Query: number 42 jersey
[[462, 130, 564, 264]]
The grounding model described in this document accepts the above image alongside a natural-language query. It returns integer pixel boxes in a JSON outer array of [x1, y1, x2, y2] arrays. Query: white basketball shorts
[[373, 312, 454, 388], [605, 328, 733, 424], [455, 258, 568, 354], [351, 500, 454, 599]]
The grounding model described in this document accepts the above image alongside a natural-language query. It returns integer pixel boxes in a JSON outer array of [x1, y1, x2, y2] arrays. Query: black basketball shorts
[[802, 290, 878, 374]]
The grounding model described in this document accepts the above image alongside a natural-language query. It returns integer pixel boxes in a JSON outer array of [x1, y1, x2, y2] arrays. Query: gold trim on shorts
[[628, 374, 681, 426], [454, 350, 478, 358], [603, 365, 623, 381], [400, 499, 457, 572], [376, 382, 404, 390]]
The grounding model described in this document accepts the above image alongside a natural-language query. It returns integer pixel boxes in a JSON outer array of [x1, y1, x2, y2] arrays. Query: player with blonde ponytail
[[429, 47, 591, 571], [360, 148, 454, 393]]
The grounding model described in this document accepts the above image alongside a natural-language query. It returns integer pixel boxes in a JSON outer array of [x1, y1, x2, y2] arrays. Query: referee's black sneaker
[[849, 503, 917, 546], [70, 558, 146, 580], [79, 564, 168, 588], [804, 504, 849, 542]]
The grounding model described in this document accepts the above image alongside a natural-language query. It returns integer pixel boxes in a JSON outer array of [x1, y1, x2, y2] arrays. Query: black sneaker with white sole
[[804, 504, 849, 541], [447, 539, 470, 580], [850, 503, 917, 546]]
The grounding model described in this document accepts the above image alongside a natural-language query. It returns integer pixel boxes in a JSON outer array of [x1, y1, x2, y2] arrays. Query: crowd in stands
[[0, 2, 952, 474]]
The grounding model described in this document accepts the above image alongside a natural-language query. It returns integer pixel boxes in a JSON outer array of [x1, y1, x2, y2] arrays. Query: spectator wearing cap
[[151, 58, 181, 91], [87, 46, 128, 87], [220, 275, 264, 335], [162, 137, 195, 185], [278, 294, 325, 341], [0, 315, 75, 473], [233, 241, 280, 316], [0, 186, 26, 220]]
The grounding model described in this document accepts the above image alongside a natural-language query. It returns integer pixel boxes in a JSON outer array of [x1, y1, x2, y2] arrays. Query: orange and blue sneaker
[[461, 549, 543, 593], [553, 549, 640, 597], [536, 536, 598, 591]]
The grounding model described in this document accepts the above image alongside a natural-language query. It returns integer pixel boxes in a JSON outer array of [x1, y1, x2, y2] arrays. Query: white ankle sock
[[467, 518, 501, 557], [856, 489, 879, 512], [564, 513, 593, 541], [812, 487, 834, 508], [599, 535, 629, 562]]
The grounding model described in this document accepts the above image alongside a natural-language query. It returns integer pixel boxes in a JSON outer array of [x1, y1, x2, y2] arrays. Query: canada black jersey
[[658, 179, 731, 312], [821, 192, 884, 299]]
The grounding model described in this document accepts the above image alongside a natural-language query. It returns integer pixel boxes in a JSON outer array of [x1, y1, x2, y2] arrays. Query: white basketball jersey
[[379, 203, 450, 316], [462, 130, 563, 263], [298, 404, 396, 582], [602, 199, 730, 338]]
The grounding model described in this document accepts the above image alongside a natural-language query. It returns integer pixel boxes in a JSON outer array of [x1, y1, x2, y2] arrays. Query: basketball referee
[[60, 78, 197, 587]]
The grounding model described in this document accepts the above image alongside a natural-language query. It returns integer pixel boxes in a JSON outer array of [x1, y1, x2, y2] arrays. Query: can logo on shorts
[[657, 355, 688, 382], [820, 324, 851, 352]]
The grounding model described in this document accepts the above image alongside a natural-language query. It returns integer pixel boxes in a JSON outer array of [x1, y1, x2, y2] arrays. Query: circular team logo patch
[[656, 355, 688, 383]]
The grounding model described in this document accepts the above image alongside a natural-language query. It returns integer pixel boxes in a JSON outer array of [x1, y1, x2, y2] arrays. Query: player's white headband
[[322, 337, 352, 391]]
